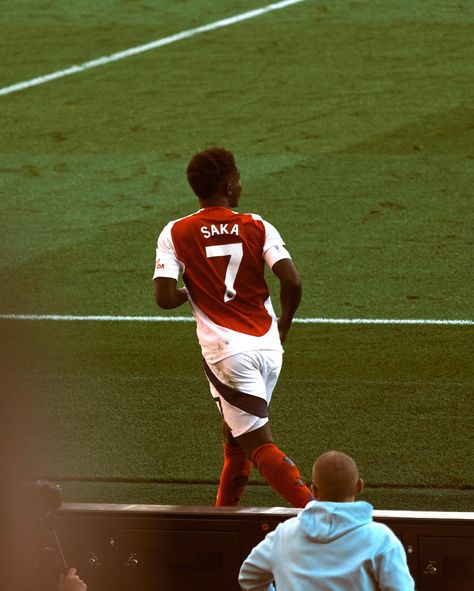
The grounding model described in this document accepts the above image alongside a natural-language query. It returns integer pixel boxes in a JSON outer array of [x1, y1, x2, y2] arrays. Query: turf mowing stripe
[[0, 314, 473, 325], [0, 0, 308, 97]]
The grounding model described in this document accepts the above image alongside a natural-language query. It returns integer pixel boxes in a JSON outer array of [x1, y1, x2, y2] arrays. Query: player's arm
[[154, 278, 188, 310], [260, 219, 302, 344], [153, 222, 188, 310], [271, 258, 302, 344]]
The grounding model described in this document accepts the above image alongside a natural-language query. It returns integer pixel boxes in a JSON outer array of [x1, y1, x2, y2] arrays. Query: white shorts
[[204, 350, 283, 438]]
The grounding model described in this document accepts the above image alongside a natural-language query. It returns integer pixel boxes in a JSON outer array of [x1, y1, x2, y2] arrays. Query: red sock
[[215, 443, 251, 507], [252, 443, 314, 508]]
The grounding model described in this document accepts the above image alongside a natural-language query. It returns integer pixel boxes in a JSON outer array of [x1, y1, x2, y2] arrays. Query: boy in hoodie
[[239, 451, 415, 591]]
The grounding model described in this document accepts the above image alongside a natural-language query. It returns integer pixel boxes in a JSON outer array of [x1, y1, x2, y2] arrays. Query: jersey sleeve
[[261, 219, 291, 269], [153, 221, 182, 280]]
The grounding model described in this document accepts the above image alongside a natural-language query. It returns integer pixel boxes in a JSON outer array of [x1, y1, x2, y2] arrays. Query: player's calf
[[215, 443, 251, 507], [252, 442, 314, 508]]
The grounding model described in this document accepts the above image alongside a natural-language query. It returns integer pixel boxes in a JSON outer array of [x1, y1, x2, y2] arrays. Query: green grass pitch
[[1, 0, 473, 510]]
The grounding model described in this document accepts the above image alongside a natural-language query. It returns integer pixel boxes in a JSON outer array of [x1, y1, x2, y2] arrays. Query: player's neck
[[199, 195, 232, 209]]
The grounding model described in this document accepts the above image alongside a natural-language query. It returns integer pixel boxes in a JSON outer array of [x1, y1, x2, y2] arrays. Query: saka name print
[[200, 223, 239, 239]]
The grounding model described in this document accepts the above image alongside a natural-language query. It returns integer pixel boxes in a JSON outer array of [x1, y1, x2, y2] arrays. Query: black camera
[[22, 480, 63, 515], [23, 480, 69, 582]]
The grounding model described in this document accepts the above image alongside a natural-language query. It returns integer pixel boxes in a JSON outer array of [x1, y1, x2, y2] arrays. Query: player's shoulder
[[241, 212, 279, 226], [166, 209, 203, 229], [157, 210, 201, 242], [235, 212, 272, 240], [174, 209, 203, 223], [238, 211, 261, 220], [237, 211, 267, 225], [241, 213, 282, 234]]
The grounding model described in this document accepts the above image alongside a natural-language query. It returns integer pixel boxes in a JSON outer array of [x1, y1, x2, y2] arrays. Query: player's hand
[[278, 318, 291, 344], [58, 568, 87, 591]]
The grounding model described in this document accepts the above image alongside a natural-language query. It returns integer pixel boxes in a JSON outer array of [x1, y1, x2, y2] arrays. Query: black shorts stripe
[[203, 358, 269, 419]]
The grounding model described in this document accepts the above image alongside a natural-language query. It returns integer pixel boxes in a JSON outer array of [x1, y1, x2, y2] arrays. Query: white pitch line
[[0, 314, 193, 322], [0, 0, 307, 97], [0, 314, 472, 326], [294, 318, 474, 326]]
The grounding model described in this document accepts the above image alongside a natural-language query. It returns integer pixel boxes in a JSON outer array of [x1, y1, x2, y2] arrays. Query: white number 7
[[205, 243, 243, 302]]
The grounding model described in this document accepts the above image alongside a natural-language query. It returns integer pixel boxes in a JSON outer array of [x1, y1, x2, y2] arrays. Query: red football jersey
[[154, 206, 290, 362]]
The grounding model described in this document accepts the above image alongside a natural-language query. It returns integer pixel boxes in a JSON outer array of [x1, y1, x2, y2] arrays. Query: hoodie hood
[[298, 500, 373, 543]]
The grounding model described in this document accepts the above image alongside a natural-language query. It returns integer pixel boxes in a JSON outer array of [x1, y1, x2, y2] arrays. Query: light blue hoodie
[[239, 501, 415, 591]]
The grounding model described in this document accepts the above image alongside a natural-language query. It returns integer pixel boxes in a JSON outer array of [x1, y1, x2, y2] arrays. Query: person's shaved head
[[312, 451, 363, 502]]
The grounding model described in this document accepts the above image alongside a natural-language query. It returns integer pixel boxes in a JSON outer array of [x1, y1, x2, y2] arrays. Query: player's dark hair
[[186, 147, 237, 199]]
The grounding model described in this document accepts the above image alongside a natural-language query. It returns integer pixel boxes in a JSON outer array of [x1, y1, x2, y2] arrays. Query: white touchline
[[0, 314, 473, 325], [0, 0, 308, 97]]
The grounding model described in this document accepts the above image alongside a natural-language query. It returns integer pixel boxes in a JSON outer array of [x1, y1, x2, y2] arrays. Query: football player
[[153, 147, 313, 508]]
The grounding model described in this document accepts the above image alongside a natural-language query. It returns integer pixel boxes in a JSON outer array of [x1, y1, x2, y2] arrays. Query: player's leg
[[208, 383, 251, 507], [214, 419, 251, 507], [213, 418, 250, 507], [237, 350, 313, 508], [206, 352, 313, 508], [236, 420, 313, 509]]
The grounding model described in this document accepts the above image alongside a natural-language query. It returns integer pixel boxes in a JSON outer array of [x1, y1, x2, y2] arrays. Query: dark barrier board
[[39, 504, 474, 591]]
